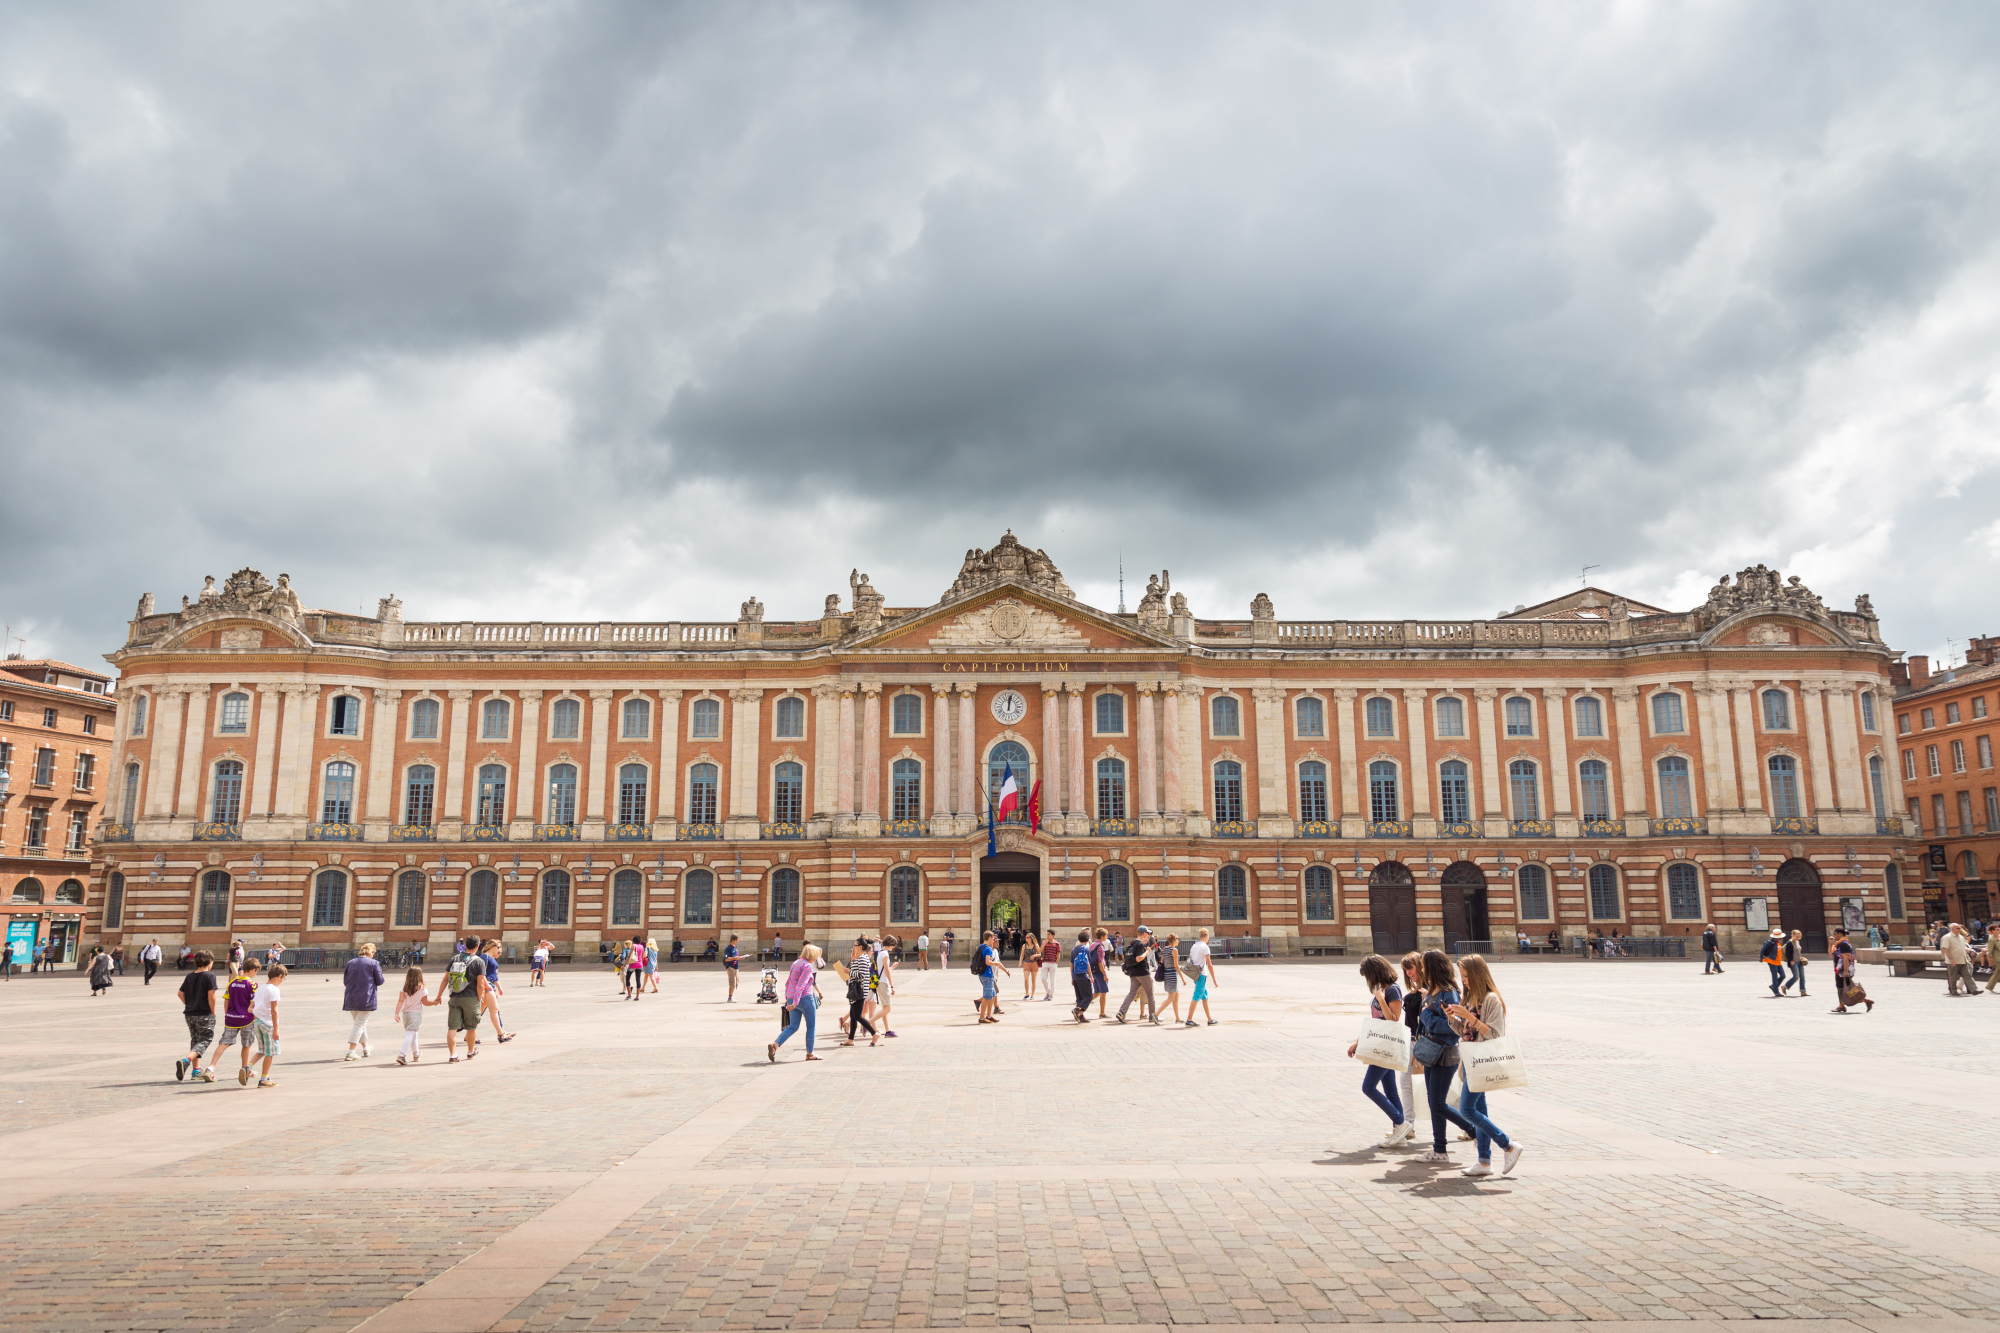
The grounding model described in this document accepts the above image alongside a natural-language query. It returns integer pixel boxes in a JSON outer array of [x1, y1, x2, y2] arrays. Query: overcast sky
[[4, 2, 1998, 673]]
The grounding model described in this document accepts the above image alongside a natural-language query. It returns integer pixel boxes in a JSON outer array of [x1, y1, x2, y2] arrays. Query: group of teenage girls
[[1351, 949, 1525, 1178]]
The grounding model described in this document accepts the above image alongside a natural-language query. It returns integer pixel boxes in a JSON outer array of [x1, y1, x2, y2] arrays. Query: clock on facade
[[990, 689, 1028, 725]]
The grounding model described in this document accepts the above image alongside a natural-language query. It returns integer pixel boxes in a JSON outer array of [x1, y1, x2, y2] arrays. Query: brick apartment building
[[1892, 635, 2000, 926], [2, 657, 116, 966]]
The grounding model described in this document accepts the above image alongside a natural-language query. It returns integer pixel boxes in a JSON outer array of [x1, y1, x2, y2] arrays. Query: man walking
[[1116, 926, 1158, 1024], [1184, 927, 1218, 1027], [1941, 922, 1978, 997], [1701, 924, 1723, 974], [1, 941, 11, 980], [435, 937, 490, 1061], [975, 930, 1008, 1023], [724, 934, 741, 1002], [1759, 928, 1786, 996], [140, 938, 163, 984]]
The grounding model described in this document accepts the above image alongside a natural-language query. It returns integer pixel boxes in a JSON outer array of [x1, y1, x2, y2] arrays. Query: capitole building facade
[[88, 537, 1917, 958]]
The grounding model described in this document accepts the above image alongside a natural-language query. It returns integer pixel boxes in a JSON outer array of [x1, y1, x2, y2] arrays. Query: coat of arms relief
[[929, 598, 1086, 647]]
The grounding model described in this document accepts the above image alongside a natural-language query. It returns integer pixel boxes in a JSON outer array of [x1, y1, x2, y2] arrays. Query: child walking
[[251, 964, 286, 1088], [218, 960, 262, 1084], [395, 966, 437, 1064]]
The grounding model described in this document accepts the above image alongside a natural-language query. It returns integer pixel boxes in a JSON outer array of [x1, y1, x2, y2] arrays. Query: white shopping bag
[[1352, 1017, 1411, 1071], [1463, 1034, 1529, 1093]]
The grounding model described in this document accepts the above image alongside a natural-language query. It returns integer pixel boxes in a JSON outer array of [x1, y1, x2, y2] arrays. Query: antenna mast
[[1580, 564, 1600, 587], [1118, 553, 1126, 614]]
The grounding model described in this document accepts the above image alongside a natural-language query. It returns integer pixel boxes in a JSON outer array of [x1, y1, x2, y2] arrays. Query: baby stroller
[[755, 966, 781, 1004]]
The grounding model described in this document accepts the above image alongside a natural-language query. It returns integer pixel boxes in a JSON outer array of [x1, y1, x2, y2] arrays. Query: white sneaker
[[1378, 1127, 1405, 1147], [1391, 1122, 1415, 1144], [1420, 1150, 1451, 1163], [343, 1053, 360, 1062], [1461, 1162, 1495, 1178], [1502, 1144, 1526, 1175]]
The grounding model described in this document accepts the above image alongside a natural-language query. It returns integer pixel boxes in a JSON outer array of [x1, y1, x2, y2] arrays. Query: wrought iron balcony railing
[[1771, 816, 1819, 836], [1211, 819, 1253, 837], [193, 822, 240, 841], [1367, 820, 1412, 839], [1650, 816, 1706, 837], [1580, 818, 1626, 838], [610, 822, 653, 841], [388, 823, 435, 841], [1436, 820, 1480, 838], [308, 823, 362, 841], [1295, 819, 1337, 837], [465, 824, 509, 842], [1509, 820, 1554, 838]]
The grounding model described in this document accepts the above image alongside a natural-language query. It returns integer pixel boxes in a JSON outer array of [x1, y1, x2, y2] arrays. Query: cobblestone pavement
[[3, 956, 2000, 1332]]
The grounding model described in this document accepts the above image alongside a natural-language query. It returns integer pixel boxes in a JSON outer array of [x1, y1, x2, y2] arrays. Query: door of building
[[1958, 885, 1990, 923], [1775, 858, 1828, 954], [1440, 862, 1489, 952], [978, 851, 1040, 941], [45, 919, 77, 965], [1369, 862, 1417, 955]]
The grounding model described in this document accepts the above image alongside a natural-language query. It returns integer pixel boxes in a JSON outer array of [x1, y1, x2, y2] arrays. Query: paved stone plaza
[[3, 955, 1999, 1333]]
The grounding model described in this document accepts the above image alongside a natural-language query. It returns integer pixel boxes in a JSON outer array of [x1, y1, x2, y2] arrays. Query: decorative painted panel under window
[[683, 868, 715, 925], [1435, 696, 1465, 737], [1860, 691, 1877, 731], [312, 870, 347, 928], [1651, 692, 1685, 734], [1295, 696, 1325, 738], [1298, 761, 1328, 823], [890, 865, 921, 923], [1579, 760, 1610, 821], [330, 695, 362, 736], [1504, 696, 1534, 736], [689, 698, 721, 739], [891, 759, 923, 821], [540, 870, 570, 926], [120, 763, 140, 824], [476, 765, 508, 827], [104, 872, 124, 928], [211, 761, 244, 824], [618, 764, 649, 825], [1761, 689, 1791, 730], [218, 692, 250, 734], [687, 764, 719, 825], [1096, 692, 1125, 735], [197, 870, 231, 927], [546, 764, 578, 826], [1304, 864, 1335, 921], [773, 696, 806, 739], [1666, 863, 1702, 920], [321, 762, 356, 824], [1768, 755, 1802, 818], [394, 870, 426, 927], [611, 868, 643, 926], [1099, 863, 1131, 921], [1656, 757, 1693, 819], [1508, 760, 1540, 820], [1211, 695, 1240, 737], [1588, 864, 1621, 920], [467, 870, 499, 928], [770, 867, 801, 924], [892, 694, 924, 735], [410, 698, 440, 739], [1212, 761, 1243, 823], [1369, 761, 1399, 823], [1097, 758, 1127, 821], [1217, 864, 1248, 921], [773, 762, 803, 824], [130, 695, 146, 736], [621, 698, 651, 739], [1439, 761, 1470, 823], [480, 699, 511, 740], [549, 698, 582, 740], [1364, 697, 1395, 738], [1517, 864, 1550, 920]]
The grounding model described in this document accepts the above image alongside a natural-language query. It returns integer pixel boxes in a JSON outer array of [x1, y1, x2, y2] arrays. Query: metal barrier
[[1571, 936, 1688, 959], [1213, 937, 1273, 960], [1451, 940, 1499, 957]]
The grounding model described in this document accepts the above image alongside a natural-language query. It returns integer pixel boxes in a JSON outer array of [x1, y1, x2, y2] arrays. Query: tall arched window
[[770, 866, 801, 924], [218, 691, 250, 734], [689, 698, 721, 739], [774, 696, 805, 739], [618, 764, 649, 825], [611, 868, 643, 926], [1588, 864, 1621, 920], [404, 765, 436, 826], [1517, 864, 1550, 920], [1096, 692, 1126, 735], [1578, 759, 1610, 821], [1767, 755, 1801, 818], [890, 865, 920, 923], [1964, 850, 1981, 880], [321, 761, 356, 823], [988, 742, 1030, 818], [546, 763, 579, 826], [892, 693, 924, 734], [104, 871, 125, 928], [1304, 864, 1335, 921], [10, 877, 41, 902], [1868, 755, 1886, 813], [130, 694, 147, 736], [54, 877, 83, 902], [1439, 760, 1470, 824], [197, 870, 230, 927], [1761, 689, 1791, 730], [410, 697, 440, 739], [1295, 696, 1325, 738], [1665, 863, 1702, 920], [329, 694, 362, 736], [1657, 756, 1692, 818], [1651, 692, 1685, 734], [773, 762, 803, 824], [687, 763, 719, 825], [1364, 696, 1395, 737], [394, 869, 426, 927], [1211, 695, 1240, 737], [467, 869, 499, 927], [1860, 690, 1877, 732], [120, 761, 140, 824], [621, 698, 651, 739], [480, 698, 511, 739], [210, 760, 244, 824], [540, 869, 570, 925], [311, 869, 347, 927], [1096, 758, 1127, 821], [1508, 760, 1539, 820], [1212, 760, 1243, 822], [1217, 864, 1249, 922], [683, 868, 715, 925], [891, 759, 923, 820], [1368, 761, 1399, 823], [549, 698, 582, 740], [1434, 696, 1465, 737], [1099, 863, 1131, 921], [1298, 761, 1328, 823], [1573, 696, 1603, 737], [476, 765, 508, 827], [1504, 696, 1534, 736]]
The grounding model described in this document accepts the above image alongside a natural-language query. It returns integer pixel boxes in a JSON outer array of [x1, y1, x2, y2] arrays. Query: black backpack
[[969, 946, 986, 975]]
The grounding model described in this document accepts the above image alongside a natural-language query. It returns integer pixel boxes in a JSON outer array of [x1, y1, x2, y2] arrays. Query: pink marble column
[[860, 685, 882, 817], [1136, 682, 1158, 816], [1065, 685, 1085, 816], [837, 688, 856, 815], [1041, 684, 1062, 818], [932, 685, 953, 818], [957, 685, 976, 815]]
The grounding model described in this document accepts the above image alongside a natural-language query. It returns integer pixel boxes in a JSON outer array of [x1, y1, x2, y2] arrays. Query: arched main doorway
[[1369, 862, 1417, 955], [1440, 861, 1489, 952], [979, 850, 1040, 946], [1776, 858, 1827, 953]]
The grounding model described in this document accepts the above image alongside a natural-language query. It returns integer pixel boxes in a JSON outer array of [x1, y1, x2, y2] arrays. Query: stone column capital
[[517, 688, 543, 703], [1331, 687, 1358, 702], [955, 681, 978, 696], [1472, 686, 1500, 702], [1136, 680, 1159, 696], [1402, 687, 1430, 702], [659, 688, 685, 703], [1539, 687, 1567, 701], [859, 682, 883, 699], [728, 687, 763, 704], [1611, 685, 1641, 703], [447, 689, 474, 703], [372, 687, 402, 705], [1252, 686, 1286, 703], [930, 681, 954, 697]]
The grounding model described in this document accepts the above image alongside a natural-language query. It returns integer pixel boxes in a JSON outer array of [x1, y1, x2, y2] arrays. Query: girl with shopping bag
[[1346, 955, 1409, 1145], [1445, 954, 1526, 1177]]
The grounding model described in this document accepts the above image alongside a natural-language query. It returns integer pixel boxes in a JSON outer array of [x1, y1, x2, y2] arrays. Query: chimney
[[1909, 655, 1931, 690], [1967, 635, 1999, 668]]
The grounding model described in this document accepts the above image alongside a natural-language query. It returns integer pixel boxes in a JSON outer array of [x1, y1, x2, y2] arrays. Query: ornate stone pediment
[[943, 532, 1072, 601], [929, 597, 1086, 648]]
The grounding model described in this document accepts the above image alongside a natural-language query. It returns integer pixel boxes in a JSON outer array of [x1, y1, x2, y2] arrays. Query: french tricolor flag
[[994, 761, 1020, 823]]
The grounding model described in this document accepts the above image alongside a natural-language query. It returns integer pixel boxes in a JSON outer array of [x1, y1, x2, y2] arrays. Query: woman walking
[[841, 938, 880, 1047], [872, 935, 898, 1038], [1412, 949, 1484, 1165], [646, 937, 661, 993], [1445, 955, 1525, 1176], [1392, 951, 1424, 1143], [87, 946, 114, 996], [1040, 932, 1060, 1000], [622, 934, 647, 1000], [769, 945, 825, 1061], [1157, 933, 1187, 1025], [342, 942, 385, 1060], [1021, 931, 1041, 1001], [1783, 929, 1809, 996], [1347, 954, 1405, 1144]]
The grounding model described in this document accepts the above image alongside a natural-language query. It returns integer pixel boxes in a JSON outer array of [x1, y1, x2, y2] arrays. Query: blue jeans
[[1787, 961, 1807, 992], [1703, 949, 1722, 973], [1767, 963, 1785, 995], [1457, 1083, 1512, 1162], [1362, 1065, 1403, 1125], [776, 992, 817, 1054], [1422, 1062, 1481, 1153]]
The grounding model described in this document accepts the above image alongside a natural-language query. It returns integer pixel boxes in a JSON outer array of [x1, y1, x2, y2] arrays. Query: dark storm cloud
[[1, 2, 1998, 669]]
